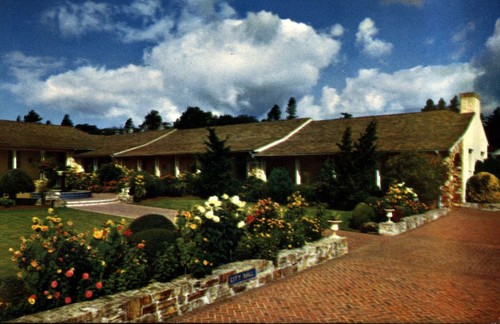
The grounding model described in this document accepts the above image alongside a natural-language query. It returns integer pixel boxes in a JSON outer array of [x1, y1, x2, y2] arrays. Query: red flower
[[137, 242, 145, 249], [123, 229, 133, 237], [246, 214, 255, 224], [82, 272, 90, 280], [96, 281, 103, 290], [64, 296, 72, 304], [65, 269, 74, 278], [85, 290, 93, 299], [55, 291, 61, 299], [50, 280, 58, 288]]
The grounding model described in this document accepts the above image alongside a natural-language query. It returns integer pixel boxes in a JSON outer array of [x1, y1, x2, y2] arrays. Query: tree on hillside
[[437, 98, 447, 110], [23, 110, 43, 123], [341, 112, 353, 119], [196, 128, 239, 197], [448, 95, 460, 113], [286, 97, 297, 120], [215, 114, 258, 126], [61, 114, 74, 127], [421, 99, 437, 112], [124, 118, 135, 133], [140, 110, 163, 131], [75, 124, 101, 135], [266, 104, 281, 121], [173, 107, 214, 129]]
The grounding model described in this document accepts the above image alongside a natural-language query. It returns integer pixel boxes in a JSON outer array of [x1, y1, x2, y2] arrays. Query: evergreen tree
[[285, 97, 297, 120], [140, 110, 163, 131], [124, 118, 135, 133], [196, 128, 239, 197], [45, 120, 52, 125], [266, 104, 281, 121], [354, 120, 379, 195], [421, 99, 437, 112], [437, 98, 447, 110], [332, 126, 358, 210], [484, 107, 500, 150], [173, 107, 214, 129], [23, 110, 43, 123], [448, 95, 460, 113], [61, 114, 74, 127], [341, 112, 353, 119]]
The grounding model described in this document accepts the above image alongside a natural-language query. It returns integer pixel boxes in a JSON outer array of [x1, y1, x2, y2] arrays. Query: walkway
[[163, 207, 499, 323]]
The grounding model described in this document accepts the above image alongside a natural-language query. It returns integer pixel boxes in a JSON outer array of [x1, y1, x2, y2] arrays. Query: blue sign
[[228, 268, 257, 286]]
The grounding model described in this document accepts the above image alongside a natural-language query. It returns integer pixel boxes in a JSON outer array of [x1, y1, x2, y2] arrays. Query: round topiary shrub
[[349, 202, 376, 230], [0, 169, 35, 199], [128, 214, 177, 234], [466, 172, 500, 203], [97, 163, 124, 183]]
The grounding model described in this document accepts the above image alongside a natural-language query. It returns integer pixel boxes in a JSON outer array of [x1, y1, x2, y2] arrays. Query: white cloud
[[356, 18, 393, 58], [329, 24, 344, 37], [301, 63, 479, 120], [486, 18, 500, 53], [381, 0, 424, 7], [7, 6, 340, 124]]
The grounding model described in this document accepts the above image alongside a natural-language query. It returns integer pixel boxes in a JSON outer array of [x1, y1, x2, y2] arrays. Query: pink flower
[[85, 290, 93, 299], [96, 281, 103, 290], [50, 280, 58, 288], [64, 296, 72, 304], [82, 272, 90, 280], [65, 269, 74, 278]]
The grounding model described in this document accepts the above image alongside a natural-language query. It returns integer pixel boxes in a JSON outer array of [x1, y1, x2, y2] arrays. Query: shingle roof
[[76, 130, 174, 157], [255, 110, 474, 157], [0, 120, 99, 151], [114, 118, 311, 157]]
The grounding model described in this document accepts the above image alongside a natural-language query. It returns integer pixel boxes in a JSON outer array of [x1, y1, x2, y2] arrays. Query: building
[[0, 92, 488, 204]]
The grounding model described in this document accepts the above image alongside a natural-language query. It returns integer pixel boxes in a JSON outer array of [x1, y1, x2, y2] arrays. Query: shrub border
[[10, 236, 347, 323]]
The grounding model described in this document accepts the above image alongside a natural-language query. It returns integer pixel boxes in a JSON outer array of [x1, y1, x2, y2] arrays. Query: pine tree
[[421, 99, 437, 112], [333, 126, 358, 210], [448, 95, 460, 113], [285, 97, 297, 120], [354, 120, 379, 196], [266, 104, 281, 121], [197, 128, 239, 197], [437, 98, 447, 110], [61, 114, 74, 127], [23, 110, 43, 123], [124, 118, 135, 133]]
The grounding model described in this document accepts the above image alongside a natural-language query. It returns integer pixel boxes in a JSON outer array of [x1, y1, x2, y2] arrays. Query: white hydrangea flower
[[230, 195, 246, 209], [212, 216, 220, 223], [196, 205, 206, 214], [207, 196, 222, 207], [221, 193, 229, 200], [237, 221, 245, 228], [205, 210, 214, 219]]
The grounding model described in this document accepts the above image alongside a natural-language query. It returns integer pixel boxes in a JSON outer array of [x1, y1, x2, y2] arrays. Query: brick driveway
[[167, 207, 500, 323]]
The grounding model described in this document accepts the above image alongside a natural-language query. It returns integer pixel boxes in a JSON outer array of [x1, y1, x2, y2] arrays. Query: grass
[[0, 206, 127, 280]]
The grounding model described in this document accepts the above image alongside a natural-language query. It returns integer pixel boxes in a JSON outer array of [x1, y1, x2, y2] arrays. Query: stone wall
[[10, 236, 347, 323], [378, 208, 450, 236]]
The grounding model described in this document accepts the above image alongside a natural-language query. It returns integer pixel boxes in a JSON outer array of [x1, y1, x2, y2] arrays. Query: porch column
[[11, 150, 17, 169], [294, 158, 301, 185], [174, 157, 180, 177], [375, 169, 381, 189], [137, 159, 142, 172], [154, 158, 161, 177], [93, 158, 98, 172]]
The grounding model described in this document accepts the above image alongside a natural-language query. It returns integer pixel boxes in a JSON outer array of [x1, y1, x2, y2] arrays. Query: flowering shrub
[[374, 182, 429, 222], [129, 173, 146, 200], [466, 172, 500, 203], [175, 194, 246, 278], [66, 172, 99, 191], [9, 209, 147, 314]]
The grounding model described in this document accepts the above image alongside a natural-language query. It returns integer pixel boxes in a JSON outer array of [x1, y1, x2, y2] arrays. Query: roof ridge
[[113, 129, 177, 156], [254, 118, 313, 153]]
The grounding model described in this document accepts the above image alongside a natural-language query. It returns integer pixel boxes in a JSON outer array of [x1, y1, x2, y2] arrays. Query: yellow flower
[[93, 229, 105, 240], [203, 260, 209, 266], [27, 295, 36, 305], [32, 217, 40, 224], [189, 223, 197, 230]]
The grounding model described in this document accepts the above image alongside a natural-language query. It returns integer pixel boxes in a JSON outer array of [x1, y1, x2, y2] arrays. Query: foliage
[[483, 107, 500, 150], [475, 157, 500, 179], [173, 106, 214, 129], [196, 128, 240, 198], [349, 202, 375, 230], [240, 176, 268, 202], [128, 172, 147, 200], [382, 152, 448, 204], [140, 110, 164, 131], [175, 195, 247, 278], [374, 182, 429, 222], [96, 163, 125, 184], [0, 169, 36, 199], [0, 197, 15, 208], [127, 214, 177, 234], [161, 174, 187, 196], [466, 172, 500, 203], [353, 120, 380, 197], [266, 104, 281, 121], [286, 97, 297, 120], [60, 114, 73, 127], [8, 210, 148, 315], [267, 167, 293, 203], [23, 110, 43, 123]]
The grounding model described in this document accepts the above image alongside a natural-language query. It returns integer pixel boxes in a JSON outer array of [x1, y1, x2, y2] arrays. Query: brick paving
[[166, 207, 500, 323]]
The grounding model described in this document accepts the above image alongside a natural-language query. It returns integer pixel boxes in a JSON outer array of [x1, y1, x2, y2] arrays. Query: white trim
[[254, 119, 313, 153], [113, 129, 177, 156]]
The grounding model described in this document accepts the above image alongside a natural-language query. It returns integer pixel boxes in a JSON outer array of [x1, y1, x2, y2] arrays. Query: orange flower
[[82, 272, 90, 280], [51, 280, 58, 288], [65, 269, 74, 278], [96, 281, 103, 290], [137, 242, 145, 249], [28, 294, 36, 305]]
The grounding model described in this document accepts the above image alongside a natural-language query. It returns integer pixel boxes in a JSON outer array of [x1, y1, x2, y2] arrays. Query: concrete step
[[65, 197, 120, 207]]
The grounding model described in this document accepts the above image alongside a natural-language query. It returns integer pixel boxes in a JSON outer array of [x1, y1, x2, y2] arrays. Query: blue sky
[[0, 0, 499, 128]]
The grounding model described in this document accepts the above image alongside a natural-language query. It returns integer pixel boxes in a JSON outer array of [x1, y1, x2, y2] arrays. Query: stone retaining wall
[[10, 236, 347, 323], [378, 208, 450, 236]]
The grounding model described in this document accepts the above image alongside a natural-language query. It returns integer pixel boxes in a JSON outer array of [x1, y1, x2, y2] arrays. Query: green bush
[[96, 163, 124, 184], [0, 197, 15, 207], [240, 176, 268, 202], [161, 175, 186, 197], [267, 167, 293, 203], [128, 228, 180, 281], [349, 202, 375, 230], [128, 214, 177, 234], [0, 169, 35, 200], [466, 172, 500, 203], [294, 184, 318, 203]]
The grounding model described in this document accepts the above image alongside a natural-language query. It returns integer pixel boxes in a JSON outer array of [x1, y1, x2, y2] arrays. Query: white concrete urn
[[328, 219, 342, 238], [384, 208, 395, 223]]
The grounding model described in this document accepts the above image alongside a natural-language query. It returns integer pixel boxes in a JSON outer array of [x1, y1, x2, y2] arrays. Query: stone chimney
[[460, 92, 481, 114]]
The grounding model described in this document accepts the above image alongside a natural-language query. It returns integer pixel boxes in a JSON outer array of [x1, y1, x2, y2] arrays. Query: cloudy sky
[[1, 0, 499, 128]]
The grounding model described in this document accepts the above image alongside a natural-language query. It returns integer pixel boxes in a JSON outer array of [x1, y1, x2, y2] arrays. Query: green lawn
[[0, 206, 126, 280]]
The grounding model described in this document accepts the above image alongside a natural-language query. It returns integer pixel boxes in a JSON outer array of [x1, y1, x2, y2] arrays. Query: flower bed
[[10, 236, 347, 323]]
